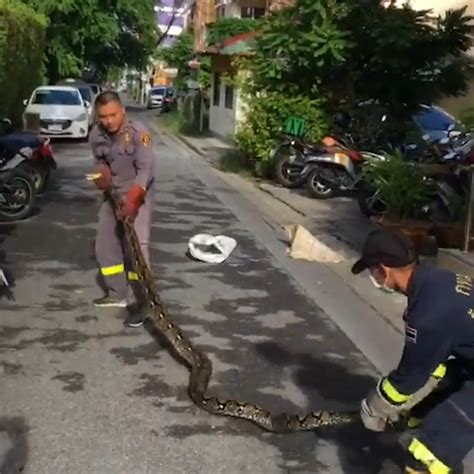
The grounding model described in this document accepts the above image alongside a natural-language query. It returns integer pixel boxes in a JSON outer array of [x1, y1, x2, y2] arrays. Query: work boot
[[124, 303, 147, 328], [93, 295, 127, 308]]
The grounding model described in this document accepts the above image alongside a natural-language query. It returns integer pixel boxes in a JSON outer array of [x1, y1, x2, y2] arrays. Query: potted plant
[[361, 151, 436, 251], [432, 191, 470, 249]]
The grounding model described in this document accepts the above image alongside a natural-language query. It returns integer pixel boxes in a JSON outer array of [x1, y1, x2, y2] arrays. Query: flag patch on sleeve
[[405, 325, 417, 343]]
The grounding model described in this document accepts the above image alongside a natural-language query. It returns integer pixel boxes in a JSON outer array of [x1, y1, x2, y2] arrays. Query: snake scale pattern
[[106, 189, 359, 433]]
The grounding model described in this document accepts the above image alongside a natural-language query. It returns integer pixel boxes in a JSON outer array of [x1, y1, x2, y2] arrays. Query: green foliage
[[246, 0, 348, 99], [234, 92, 329, 161], [157, 28, 211, 90], [19, 0, 158, 82], [235, 0, 473, 163], [459, 107, 474, 131], [0, 0, 47, 122], [207, 17, 260, 46], [362, 152, 434, 221]]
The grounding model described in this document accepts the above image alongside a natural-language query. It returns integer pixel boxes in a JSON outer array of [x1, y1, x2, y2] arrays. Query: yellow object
[[407, 417, 423, 429], [127, 271, 139, 281], [381, 378, 411, 404], [100, 263, 125, 276], [85, 173, 102, 181], [432, 363, 447, 379], [408, 438, 450, 474]]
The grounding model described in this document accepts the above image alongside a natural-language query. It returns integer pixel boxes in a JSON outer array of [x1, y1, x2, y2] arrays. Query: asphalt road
[[0, 106, 406, 473]]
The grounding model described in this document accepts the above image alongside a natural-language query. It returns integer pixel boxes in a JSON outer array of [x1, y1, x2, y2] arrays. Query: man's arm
[[132, 125, 155, 191], [119, 125, 155, 220], [361, 300, 451, 431]]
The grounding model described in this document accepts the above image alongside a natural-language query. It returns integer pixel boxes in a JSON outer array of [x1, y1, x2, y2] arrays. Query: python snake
[[106, 189, 359, 433]]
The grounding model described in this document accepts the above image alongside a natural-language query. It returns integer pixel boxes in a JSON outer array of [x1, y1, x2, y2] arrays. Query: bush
[[207, 17, 259, 46], [0, 0, 47, 123], [234, 92, 329, 162], [362, 151, 434, 221], [458, 107, 474, 132]]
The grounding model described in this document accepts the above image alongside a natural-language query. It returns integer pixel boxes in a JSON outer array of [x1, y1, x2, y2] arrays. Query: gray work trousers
[[95, 196, 152, 304]]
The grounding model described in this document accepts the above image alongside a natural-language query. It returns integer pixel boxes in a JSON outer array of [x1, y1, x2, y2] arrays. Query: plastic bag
[[188, 234, 237, 264]]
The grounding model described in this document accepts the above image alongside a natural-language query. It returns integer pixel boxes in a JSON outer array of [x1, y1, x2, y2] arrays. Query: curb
[[159, 124, 474, 276]]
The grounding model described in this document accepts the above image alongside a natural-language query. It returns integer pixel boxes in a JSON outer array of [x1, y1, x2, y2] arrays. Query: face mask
[[369, 273, 395, 294]]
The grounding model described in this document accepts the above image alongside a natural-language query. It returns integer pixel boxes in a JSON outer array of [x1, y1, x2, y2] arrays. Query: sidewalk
[[169, 124, 474, 278]]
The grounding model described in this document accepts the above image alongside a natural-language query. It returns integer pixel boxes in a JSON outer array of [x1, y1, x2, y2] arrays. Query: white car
[[23, 86, 90, 139]]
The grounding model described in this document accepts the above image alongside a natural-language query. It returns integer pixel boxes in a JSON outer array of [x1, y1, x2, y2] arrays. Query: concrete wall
[[209, 72, 238, 137]]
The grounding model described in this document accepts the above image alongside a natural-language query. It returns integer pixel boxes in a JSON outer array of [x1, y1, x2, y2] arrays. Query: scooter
[[0, 118, 56, 194], [271, 134, 327, 188]]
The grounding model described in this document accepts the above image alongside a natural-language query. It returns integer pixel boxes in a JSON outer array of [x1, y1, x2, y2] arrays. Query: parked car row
[[0, 118, 57, 222], [146, 86, 177, 113], [22, 79, 104, 140]]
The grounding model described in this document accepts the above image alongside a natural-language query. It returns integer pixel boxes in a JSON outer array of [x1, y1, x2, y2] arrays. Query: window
[[216, 5, 225, 17], [414, 107, 456, 132], [213, 73, 221, 106], [241, 6, 265, 19], [224, 84, 234, 109], [32, 89, 82, 106]]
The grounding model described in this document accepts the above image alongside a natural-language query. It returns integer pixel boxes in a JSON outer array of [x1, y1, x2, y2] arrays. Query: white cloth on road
[[188, 234, 237, 263]]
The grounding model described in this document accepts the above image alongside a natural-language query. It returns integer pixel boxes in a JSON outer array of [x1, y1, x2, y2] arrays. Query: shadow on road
[[256, 341, 405, 474], [0, 226, 16, 301], [0, 417, 29, 474]]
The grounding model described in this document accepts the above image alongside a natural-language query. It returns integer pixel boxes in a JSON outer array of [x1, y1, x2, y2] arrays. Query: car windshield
[[415, 107, 456, 131], [78, 86, 92, 102], [151, 88, 166, 96], [32, 89, 82, 106]]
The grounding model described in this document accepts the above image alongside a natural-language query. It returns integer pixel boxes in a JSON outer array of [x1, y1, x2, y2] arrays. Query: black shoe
[[93, 295, 127, 308], [125, 311, 146, 328]]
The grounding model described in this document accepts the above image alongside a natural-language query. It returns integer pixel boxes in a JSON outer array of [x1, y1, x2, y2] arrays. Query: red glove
[[119, 184, 146, 221], [92, 164, 112, 190]]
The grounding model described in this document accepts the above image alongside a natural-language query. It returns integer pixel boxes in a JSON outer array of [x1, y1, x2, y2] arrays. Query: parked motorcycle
[[0, 118, 56, 194], [271, 135, 326, 188], [0, 168, 36, 222], [357, 137, 469, 219]]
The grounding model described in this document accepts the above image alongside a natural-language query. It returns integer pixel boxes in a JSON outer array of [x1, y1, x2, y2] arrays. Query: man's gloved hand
[[360, 378, 403, 432], [119, 184, 146, 221], [91, 164, 112, 190]]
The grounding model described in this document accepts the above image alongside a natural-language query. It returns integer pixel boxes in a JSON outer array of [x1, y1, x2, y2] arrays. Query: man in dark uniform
[[352, 228, 474, 473], [89, 91, 156, 328]]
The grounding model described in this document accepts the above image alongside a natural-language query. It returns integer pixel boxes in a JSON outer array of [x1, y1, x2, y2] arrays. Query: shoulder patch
[[405, 325, 417, 343], [140, 132, 151, 148]]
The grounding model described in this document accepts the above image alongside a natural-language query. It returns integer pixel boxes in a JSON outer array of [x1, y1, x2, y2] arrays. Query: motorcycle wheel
[[273, 146, 306, 188], [357, 182, 387, 218], [19, 161, 48, 195], [305, 167, 335, 199], [0, 169, 36, 222]]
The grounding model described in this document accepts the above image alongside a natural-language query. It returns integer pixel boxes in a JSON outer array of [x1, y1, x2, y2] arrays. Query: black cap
[[351, 228, 417, 275]]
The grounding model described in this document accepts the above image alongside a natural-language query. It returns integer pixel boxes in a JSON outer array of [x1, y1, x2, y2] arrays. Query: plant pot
[[433, 222, 474, 250], [371, 216, 433, 253]]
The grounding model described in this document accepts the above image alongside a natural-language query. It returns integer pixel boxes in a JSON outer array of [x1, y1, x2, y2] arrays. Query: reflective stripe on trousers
[[100, 263, 125, 276], [408, 438, 450, 474]]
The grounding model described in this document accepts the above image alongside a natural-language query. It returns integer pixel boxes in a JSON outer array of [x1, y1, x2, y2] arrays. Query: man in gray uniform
[[89, 91, 156, 328]]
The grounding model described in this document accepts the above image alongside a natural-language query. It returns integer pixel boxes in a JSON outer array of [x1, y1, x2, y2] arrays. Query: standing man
[[352, 228, 473, 473], [89, 91, 156, 328]]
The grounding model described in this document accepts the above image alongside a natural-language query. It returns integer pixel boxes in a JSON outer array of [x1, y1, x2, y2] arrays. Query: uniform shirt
[[90, 119, 155, 195], [386, 263, 474, 398]]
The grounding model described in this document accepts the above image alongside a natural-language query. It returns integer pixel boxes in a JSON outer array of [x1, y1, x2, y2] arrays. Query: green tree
[[236, 0, 474, 161], [0, 0, 47, 121], [157, 28, 211, 90], [19, 0, 158, 82]]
